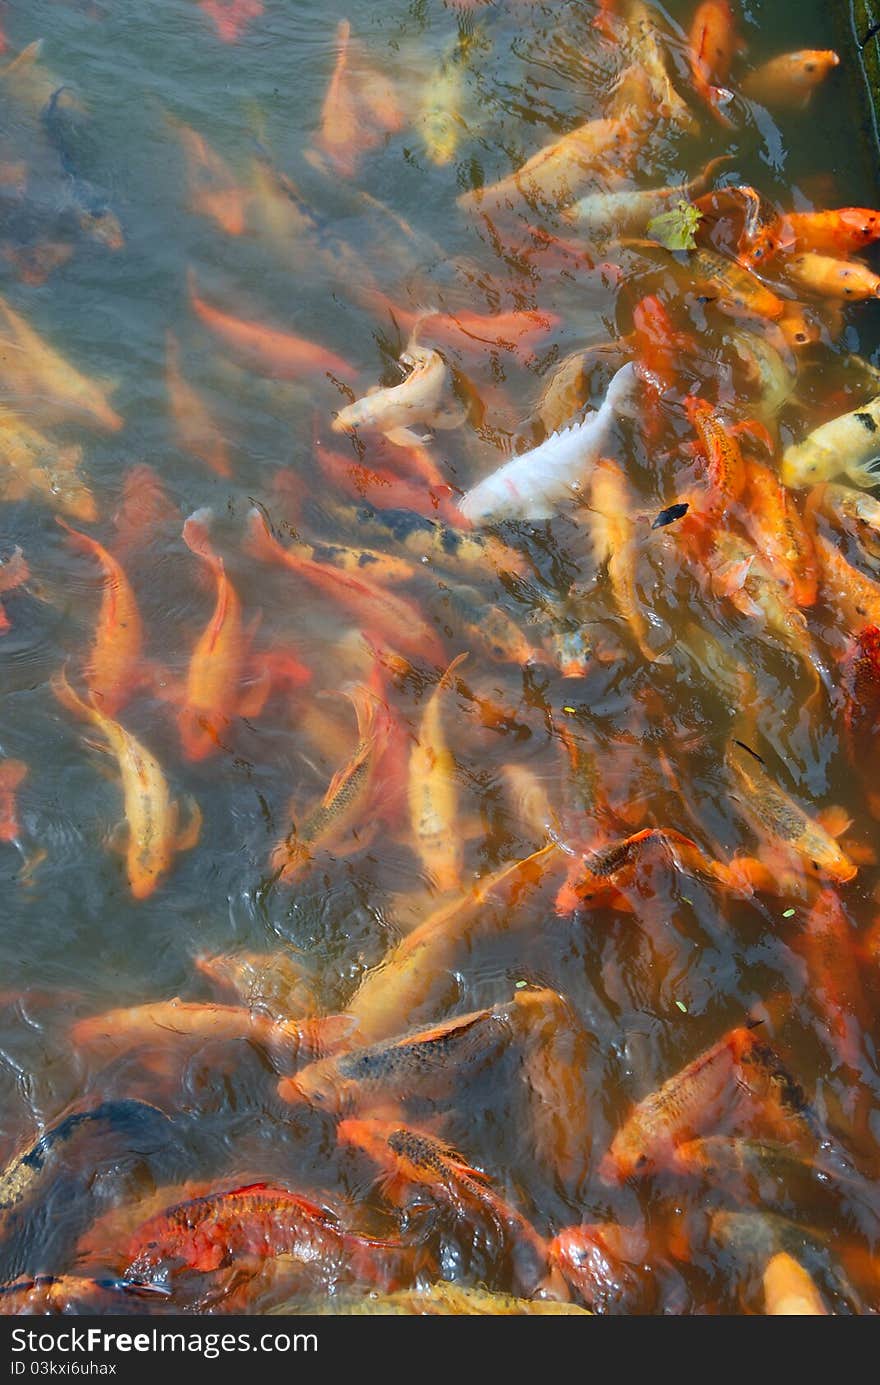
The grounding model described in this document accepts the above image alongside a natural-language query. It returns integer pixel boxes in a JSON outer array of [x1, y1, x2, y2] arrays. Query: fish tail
[[182, 507, 223, 576], [51, 664, 99, 727], [436, 650, 468, 693], [243, 507, 288, 569]]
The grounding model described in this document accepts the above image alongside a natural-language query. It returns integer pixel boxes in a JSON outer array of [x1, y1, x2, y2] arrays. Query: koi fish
[[785, 208, 880, 257], [458, 67, 652, 211], [244, 508, 445, 664], [269, 1286, 588, 1314], [688, 248, 785, 319], [684, 395, 749, 519], [408, 652, 468, 892], [623, 0, 700, 133], [782, 252, 880, 302], [70, 999, 354, 1075], [589, 457, 661, 661], [742, 460, 818, 606], [195, 950, 319, 1021], [198, 0, 264, 46], [426, 583, 537, 666], [122, 1183, 406, 1284], [363, 291, 559, 366], [56, 520, 144, 716], [519, 989, 593, 1194], [417, 26, 483, 166], [180, 509, 308, 761], [792, 889, 870, 1073], [0, 760, 27, 842], [710, 1211, 862, 1312], [309, 20, 403, 179], [112, 465, 177, 559], [763, 1252, 828, 1314], [169, 118, 249, 236], [0, 409, 96, 522], [0, 548, 29, 634], [600, 1025, 812, 1181], [280, 534, 419, 586], [0, 296, 121, 433], [332, 344, 465, 435], [814, 531, 880, 632], [269, 680, 390, 885], [782, 394, 880, 488], [336, 1119, 556, 1298], [458, 362, 638, 523], [340, 844, 559, 1044], [549, 1224, 650, 1314], [51, 667, 202, 900], [188, 273, 353, 382], [0, 1276, 169, 1315], [725, 740, 856, 883], [840, 625, 880, 767], [741, 51, 839, 111], [672, 1137, 874, 1224], [314, 437, 459, 523], [554, 828, 721, 916], [314, 502, 527, 579], [566, 158, 730, 240], [688, 0, 741, 126], [165, 332, 232, 477]]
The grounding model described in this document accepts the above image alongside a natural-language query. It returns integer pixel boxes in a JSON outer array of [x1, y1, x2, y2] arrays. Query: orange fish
[[0, 758, 26, 842], [165, 331, 232, 477], [364, 289, 559, 366], [840, 625, 880, 768], [188, 273, 353, 382], [170, 119, 250, 236], [337, 1118, 559, 1298], [741, 50, 839, 111], [314, 435, 461, 525], [0, 295, 122, 433], [122, 1182, 407, 1284], [0, 546, 29, 634], [785, 208, 880, 258], [684, 395, 750, 520], [198, 0, 264, 45], [111, 464, 177, 560], [554, 827, 719, 916], [792, 889, 870, 1074], [57, 519, 144, 716], [763, 1252, 828, 1314], [689, 248, 785, 320], [815, 531, 880, 634], [244, 507, 445, 665], [783, 252, 880, 301], [600, 1025, 812, 1181], [743, 458, 818, 606], [549, 1224, 651, 1314], [688, 1, 741, 126], [309, 20, 403, 179]]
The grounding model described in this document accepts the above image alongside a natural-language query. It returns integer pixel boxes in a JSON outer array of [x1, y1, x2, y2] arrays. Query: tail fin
[[51, 664, 97, 726], [243, 507, 286, 568], [182, 507, 223, 576]]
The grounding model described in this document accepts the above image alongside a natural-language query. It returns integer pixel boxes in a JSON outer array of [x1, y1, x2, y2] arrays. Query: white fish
[[457, 363, 638, 524]]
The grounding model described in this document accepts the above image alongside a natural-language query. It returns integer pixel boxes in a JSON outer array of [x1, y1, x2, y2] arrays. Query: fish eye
[[635, 1154, 649, 1169]]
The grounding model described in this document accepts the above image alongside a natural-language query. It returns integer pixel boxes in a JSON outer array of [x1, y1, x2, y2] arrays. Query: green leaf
[[782, 908, 796, 918], [647, 200, 703, 251], [675, 999, 688, 1013]]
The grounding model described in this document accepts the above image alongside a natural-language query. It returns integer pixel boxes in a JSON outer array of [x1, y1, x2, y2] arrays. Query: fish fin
[[106, 820, 129, 854], [1, 39, 44, 77], [236, 665, 272, 720], [243, 506, 285, 566], [816, 805, 851, 839], [182, 507, 223, 575], [174, 797, 203, 853]]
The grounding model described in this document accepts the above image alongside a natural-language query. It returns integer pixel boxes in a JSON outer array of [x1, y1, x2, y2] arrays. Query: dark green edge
[[840, 1, 880, 168]]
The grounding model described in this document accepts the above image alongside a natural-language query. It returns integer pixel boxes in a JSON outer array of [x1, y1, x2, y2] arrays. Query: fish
[[417, 27, 481, 166], [763, 1252, 828, 1314], [457, 362, 638, 524], [457, 66, 652, 211], [122, 1182, 408, 1286], [519, 989, 593, 1194], [312, 501, 528, 579], [729, 329, 796, 419], [0, 41, 84, 122], [0, 1275, 170, 1315], [279, 534, 420, 586], [70, 999, 355, 1076], [589, 455, 663, 661], [0, 1099, 177, 1283], [0, 548, 29, 634], [425, 583, 537, 666], [742, 459, 818, 606], [792, 889, 870, 1073], [785, 208, 880, 257], [688, 248, 786, 320], [781, 252, 880, 302], [684, 395, 750, 520], [336, 1118, 556, 1298], [339, 845, 560, 1045], [314, 436, 460, 523], [840, 625, 880, 768], [408, 652, 468, 892], [0, 408, 96, 522], [169, 117, 249, 236], [165, 332, 233, 477], [814, 531, 880, 633], [672, 1137, 875, 1224], [622, 0, 700, 133], [198, 0, 264, 45], [269, 1285, 590, 1314], [51, 666, 202, 900], [362, 291, 560, 366], [548, 1223, 651, 1314], [332, 344, 465, 435], [194, 950, 319, 1021], [600, 1025, 813, 1182], [688, 0, 741, 126], [188, 273, 353, 382], [244, 507, 445, 664], [269, 678, 391, 885], [179, 509, 308, 761], [554, 828, 722, 916], [741, 51, 840, 111], [309, 20, 403, 180], [0, 759, 26, 842], [0, 295, 122, 432], [112, 465, 177, 559], [710, 1211, 862, 1312], [725, 740, 857, 883], [781, 394, 880, 488], [565, 159, 730, 241], [56, 519, 144, 716]]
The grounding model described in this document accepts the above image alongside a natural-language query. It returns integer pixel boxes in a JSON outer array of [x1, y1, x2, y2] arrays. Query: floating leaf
[[782, 907, 796, 918], [648, 199, 703, 251], [675, 999, 688, 1013]]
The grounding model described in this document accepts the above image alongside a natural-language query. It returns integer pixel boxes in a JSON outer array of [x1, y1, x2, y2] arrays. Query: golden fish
[[408, 652, 468, 892], [781, 394, 880, 488]]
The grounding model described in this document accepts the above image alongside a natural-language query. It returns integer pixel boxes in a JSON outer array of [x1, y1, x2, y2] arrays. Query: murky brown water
[[1, 0, 879, 1316]]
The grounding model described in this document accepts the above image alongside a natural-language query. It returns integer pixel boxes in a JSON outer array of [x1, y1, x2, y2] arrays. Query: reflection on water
[[0, 0, 879, 1315]]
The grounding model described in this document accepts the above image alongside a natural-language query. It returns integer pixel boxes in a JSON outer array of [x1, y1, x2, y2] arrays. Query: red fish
[[364, 290, 559, 365], [198, 0, 264, 44], [0, 547, 29, 634], [309, 20, 403, 179], [188, 272, 354, 382], [314, 436, 461, 524], [688, 1, 741, 127], [112, 465, 178, 559], [0, 759, 27, 841], [792, 889, 870, 1074], [785, 208, 880, 258], [840, 625, 880, 769], [244, 508, 445, 665]]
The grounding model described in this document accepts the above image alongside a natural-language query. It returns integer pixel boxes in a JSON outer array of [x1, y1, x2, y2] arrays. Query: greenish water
[[0, 0, 879, 1315]]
